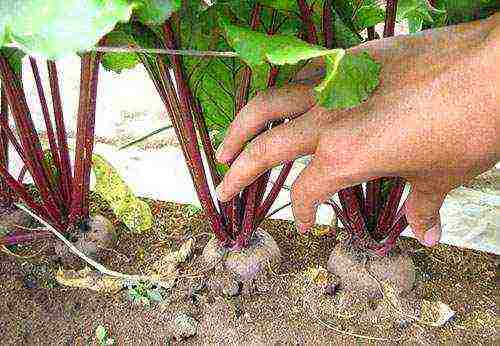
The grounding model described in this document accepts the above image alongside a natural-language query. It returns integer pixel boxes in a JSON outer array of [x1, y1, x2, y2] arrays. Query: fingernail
[[296, 223, 311, 235], [423, 224, 441, 247]]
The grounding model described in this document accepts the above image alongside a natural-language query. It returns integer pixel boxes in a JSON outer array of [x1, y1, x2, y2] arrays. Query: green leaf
[[180, 3, 297, 130], [327, 10, 362, 48], [139, 296, 151, 308], [117, 21, 165, 71], [92, 154, 152, 233], [189, 57, 237, 129], [128, 288, 141, 300], [101, 30, 140, 73], [119, 125, 173, 150], [436, 0, 497, 24], [315, 51, 380, 109], [147, 289, 163, 302], [95, 325, 108, 341], [258, 0, 298, 11], [216, 162, 230, 176], [0, 0, 133, 59], [224, 23, 341, 68], [353, 5, 385, 31], [397, 0, 446, 32], [223, 24, 380, 110], [133, 0, 181, 25], [0, 47, 24, 78]]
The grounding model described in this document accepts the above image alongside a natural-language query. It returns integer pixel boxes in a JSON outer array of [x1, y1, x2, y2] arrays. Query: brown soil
[[0, 199, 498, 345], [0, 206, 35, 231]]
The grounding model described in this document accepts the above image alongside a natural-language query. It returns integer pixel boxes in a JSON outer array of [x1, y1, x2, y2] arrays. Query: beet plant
[[97, 0, 405, 264], [0, 0, 151, 250], [0, 49, 104, 245]]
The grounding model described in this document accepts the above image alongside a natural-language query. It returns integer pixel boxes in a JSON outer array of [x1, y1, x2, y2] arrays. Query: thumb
[[405, 182, 447, 247]]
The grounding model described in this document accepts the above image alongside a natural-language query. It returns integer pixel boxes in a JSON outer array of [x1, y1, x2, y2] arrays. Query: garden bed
[[0, 198, 497, 345]]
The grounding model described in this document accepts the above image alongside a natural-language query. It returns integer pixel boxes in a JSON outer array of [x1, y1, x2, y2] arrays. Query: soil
[[0, 206, 35, 231], [0, 198, 498, 345]]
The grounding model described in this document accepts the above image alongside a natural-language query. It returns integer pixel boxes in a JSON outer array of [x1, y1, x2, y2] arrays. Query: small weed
[[40, 277, 59, 289], [0, 224, 8, 236], [127, 280, 164, 308], [185, 204, 201, 217], [95, 325, 115, 346]]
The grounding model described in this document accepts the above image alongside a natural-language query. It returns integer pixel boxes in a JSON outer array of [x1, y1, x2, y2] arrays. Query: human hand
[[215, 15, 500, 247]]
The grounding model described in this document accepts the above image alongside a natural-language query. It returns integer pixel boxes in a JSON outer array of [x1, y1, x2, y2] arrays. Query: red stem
[[297, 0, 319, 44], [383, 0, 398, 38], [157, 25, 229, 243], [373, 177, 405, 240], [47, 61, 73, 206], [325, 199, 355, 234], [29, 57, 63, 192], [374, 213, 408, 257], [154, 58, 204, 191], [17, 165, 27, 183], [253, 64, 281, 209], [256, 161, 293, 222], [365, 178, 382, 228], [0, 229, 53, 246], [322, 0, 335, 48], [234, 4, 263, 245], [0, 85, 11, 206], [191, 97, 221, 186], [0, 122, 28, 165], [338, 187, 373, 246], [0, 55, 63, 224], [0, 165, 61, 229], [235, 184, 258, 249], [70, 54, 93, 224], [80, 52, 103, 219], [367, 27, 376, 41]]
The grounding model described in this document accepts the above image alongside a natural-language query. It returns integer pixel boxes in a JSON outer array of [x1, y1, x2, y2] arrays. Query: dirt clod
[[172, 313, 198, 340], [0, 207, 34, 230]]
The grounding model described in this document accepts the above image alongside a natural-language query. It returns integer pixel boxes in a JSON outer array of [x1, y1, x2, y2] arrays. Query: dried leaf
[[304, 266, 335, 290], [419, 300, 455, 327], [55, 267, 126, 293], [381, 281, 455, 327], [147, 238, 195, 289], [92, 154, 152, 234]]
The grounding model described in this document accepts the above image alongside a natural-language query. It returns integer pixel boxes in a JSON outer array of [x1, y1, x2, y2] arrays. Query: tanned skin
[[215, 13, 500, 247]]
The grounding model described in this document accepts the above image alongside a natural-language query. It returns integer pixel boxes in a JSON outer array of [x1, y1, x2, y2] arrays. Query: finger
[[405, 182, 446, 247], [216, 113, 319, 202], [290, 155, 359, 234], [216, 83, 316, 163]]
